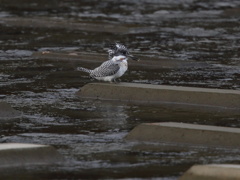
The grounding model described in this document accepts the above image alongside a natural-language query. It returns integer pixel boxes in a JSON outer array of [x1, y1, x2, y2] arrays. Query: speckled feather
[[89, 60, 120, 78]]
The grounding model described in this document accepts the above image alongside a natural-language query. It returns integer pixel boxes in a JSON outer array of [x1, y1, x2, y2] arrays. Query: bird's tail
[[77, 67, 92, 74]]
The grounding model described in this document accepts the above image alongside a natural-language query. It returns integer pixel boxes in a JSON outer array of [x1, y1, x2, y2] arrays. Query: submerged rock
[[125, 122, 240, 148], [0, 143, 64, 167], [0, 102, 22, 120]]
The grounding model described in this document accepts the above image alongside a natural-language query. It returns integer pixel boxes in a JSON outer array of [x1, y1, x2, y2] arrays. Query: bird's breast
[[120, 60, 128, 67]]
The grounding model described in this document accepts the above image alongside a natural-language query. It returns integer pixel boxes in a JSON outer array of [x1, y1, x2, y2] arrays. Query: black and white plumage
[[107, 43, 139, 61], [77, 43, 138, 82]]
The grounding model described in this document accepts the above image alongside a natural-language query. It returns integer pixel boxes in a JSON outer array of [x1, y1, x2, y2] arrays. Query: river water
[[0, 0, 240, 179]]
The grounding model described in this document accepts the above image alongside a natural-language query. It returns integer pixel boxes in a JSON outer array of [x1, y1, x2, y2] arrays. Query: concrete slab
[[76, 83, 240, 111], [125, 122, 240, 148], [0, 102, 22, 120], [0, 17, 157, 34], [0, 143, 63, 167], [32, 51, 107, 64], [179, 164, 240, 180], [31, 51, 207, 70]]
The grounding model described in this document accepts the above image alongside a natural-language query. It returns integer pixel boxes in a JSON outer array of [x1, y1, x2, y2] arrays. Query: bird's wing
[[91, 60, 120, 77]]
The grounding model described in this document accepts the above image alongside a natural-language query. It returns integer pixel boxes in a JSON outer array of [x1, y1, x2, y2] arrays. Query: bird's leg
[[112, 79, 120, 84]]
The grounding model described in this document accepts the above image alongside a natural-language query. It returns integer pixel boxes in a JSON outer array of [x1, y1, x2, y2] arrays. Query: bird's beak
[[128, 55, 140, 61]]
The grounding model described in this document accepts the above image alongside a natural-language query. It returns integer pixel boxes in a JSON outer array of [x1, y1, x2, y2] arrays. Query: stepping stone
[[0, 143, 63, 167], [125, 122, 240, 148], [179, 164, 240, 180], [0, 17, 157, 34], [76, 83, 240, 111], [0, 102, 22, 120], [31, 51, 207, 70]]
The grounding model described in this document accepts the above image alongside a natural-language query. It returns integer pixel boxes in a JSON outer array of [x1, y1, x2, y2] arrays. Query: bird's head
[[108, 43, 139, 61]]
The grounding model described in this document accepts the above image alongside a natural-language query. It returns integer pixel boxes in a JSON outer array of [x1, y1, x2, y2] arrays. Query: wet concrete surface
[[125, 122, 240, 148], [32, 51, 209, 70], [179, 164, 240, 180], [0, 0, 240, 179], [0, 143, 63, 167], [76, 82, 240, 111]]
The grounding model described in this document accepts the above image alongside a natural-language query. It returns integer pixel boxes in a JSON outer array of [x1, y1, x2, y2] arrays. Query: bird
[[77, 43, 139, 82]]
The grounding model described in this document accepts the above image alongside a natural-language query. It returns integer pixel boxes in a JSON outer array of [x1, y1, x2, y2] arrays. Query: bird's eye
[[120, 51, 127, 55]]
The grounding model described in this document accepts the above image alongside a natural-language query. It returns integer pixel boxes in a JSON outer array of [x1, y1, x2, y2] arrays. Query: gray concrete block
[[0, 143, 63, 167], [76, 83, 240, 111], [179, 164, 240, 180], [31, 51, 207, 70], [125, 122, 240, 148], [0, 102, 22, 120], [0, 17, 157, 34], [32, 51, 107, 64]]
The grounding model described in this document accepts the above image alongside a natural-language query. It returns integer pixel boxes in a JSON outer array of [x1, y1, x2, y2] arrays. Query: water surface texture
[[0, 0, 240, 179]]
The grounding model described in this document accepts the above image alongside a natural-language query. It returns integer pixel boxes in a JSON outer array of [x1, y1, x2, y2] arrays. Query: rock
[[31, 51, 207, 70], [0, 143, 63, 167], [0, 17, 157, 34], [0, 102, 22, 120], [179, 164, 240, 180], [125, 122, 240, 148], [76, 83, 240, 112]]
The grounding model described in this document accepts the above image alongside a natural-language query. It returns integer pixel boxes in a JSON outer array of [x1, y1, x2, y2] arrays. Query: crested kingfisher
[[77, 43, 139, 82]]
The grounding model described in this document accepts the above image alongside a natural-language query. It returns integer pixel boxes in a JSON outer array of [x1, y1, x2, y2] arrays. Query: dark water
[[0, 0, 240, 179]]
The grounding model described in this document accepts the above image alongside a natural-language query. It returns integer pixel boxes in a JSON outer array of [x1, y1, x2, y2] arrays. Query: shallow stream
[[0, 0, 240, 179]]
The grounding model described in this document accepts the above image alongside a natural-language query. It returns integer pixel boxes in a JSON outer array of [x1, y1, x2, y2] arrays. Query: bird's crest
[[107, 43, 130, 59]]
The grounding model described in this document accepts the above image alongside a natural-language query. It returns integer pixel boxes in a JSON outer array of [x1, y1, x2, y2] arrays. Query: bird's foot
[[112, 79, 121, 84]]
